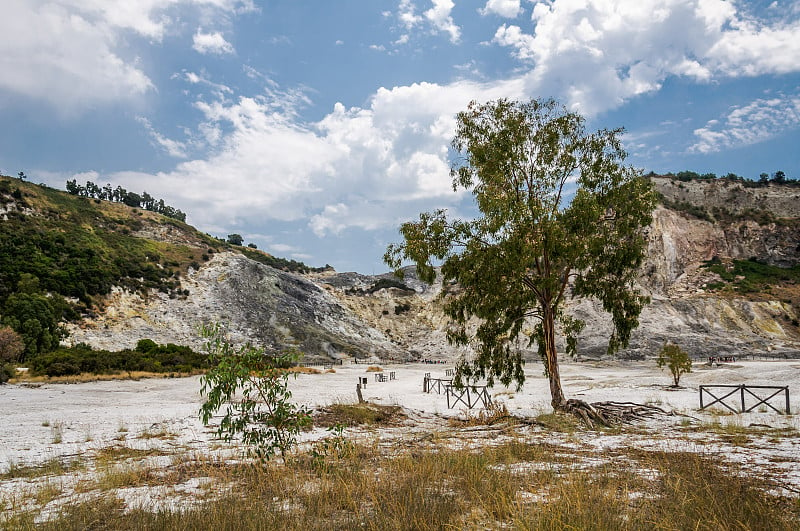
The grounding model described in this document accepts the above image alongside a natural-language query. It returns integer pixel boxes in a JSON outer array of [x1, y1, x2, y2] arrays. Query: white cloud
[[0, 0, 154, 113], [424, 0, 460, 43], [113, 77, 525, 237], [0, 0, 250, 113], [490, 0, 800, 115], [269, 243, 297, 254], [136, 117, 188, 158], [480, 0, 522, 18], [395, 0, 461, 43], [691, 94, 800, 153], [193, 30, 235, 55], [707, 18, 800, 76]]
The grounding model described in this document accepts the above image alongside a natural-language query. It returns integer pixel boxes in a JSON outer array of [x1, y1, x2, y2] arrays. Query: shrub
[[0, 326, 24, 364], [656, 343, 692, 387], [198, 323, 311, 460], [0, 364, 13, 384]]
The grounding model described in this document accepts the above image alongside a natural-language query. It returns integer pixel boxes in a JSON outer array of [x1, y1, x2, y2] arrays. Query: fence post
[[786, 387, 791, 414], [740, 385, 746, 413]]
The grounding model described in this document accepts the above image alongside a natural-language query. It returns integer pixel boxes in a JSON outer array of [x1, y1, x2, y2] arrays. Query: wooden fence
[[699, 385, 790, 414], [446, 385, 492, 410], [423, 373, 451, 394]]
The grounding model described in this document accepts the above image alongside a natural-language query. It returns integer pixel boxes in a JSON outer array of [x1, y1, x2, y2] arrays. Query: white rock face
[[67, 252, 403, 361]]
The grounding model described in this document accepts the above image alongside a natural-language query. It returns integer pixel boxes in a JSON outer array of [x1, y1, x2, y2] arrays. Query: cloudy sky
[[1, 0, 799, 273]]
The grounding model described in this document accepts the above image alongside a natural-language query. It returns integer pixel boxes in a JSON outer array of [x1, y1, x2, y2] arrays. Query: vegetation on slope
[[0, 175, 324, 361], [702, 257, 800, 293], [24, 339, 210, 377]]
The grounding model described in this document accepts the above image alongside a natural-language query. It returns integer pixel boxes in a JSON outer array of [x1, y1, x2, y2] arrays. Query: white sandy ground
[[1, 358, 799, 518]]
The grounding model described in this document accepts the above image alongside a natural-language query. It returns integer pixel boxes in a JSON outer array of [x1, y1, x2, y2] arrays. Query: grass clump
[[315, 403, 406, 427]]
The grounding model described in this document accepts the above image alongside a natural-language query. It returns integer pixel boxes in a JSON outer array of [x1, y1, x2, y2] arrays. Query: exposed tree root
[[562, 399, 672, 428]]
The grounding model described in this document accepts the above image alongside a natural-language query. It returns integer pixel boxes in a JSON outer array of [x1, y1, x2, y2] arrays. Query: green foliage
[[65, 179, 186, 221], [26, 341, 209, 377], [0, 364, 13, 384], [308, 424, 356, 472], [702, 258, 800, 293], [2, 291, 67, 360], [198, 323, 312, 460], [658, 195, 713, 222], [385, 98, 656, 409], [0, 323, 21, 382], [656, 343, 692, 386], [226, 233, 244, 246]]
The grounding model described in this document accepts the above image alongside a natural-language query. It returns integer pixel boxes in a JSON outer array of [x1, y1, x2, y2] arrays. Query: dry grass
[[11, 438, 797, 530], [314, 402, 406, 427], [451, 400, 512, 426], [1, 457, 83, 480], [287, 366, 322, 375], [10, 370, 202, 385], [365, 366, 383, 372]]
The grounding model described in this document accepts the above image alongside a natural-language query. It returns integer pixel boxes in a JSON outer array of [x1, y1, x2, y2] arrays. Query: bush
[[199, 323, 311, 460], [656, 343, 692, 387], [26, 341, 209, 377], [136, 338, 158, 353], [0, 326, 24, 363], [0, 364, 14, 384]]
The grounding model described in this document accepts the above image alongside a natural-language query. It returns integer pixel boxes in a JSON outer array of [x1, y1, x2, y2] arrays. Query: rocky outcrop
[[67, 253, 402, 362], [67, 177, 800, 362], [643, 206, 800, 294], [652, 177, 800, 219]]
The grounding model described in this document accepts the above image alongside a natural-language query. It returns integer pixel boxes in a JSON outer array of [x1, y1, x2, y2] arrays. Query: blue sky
[[1, 0, 799, 273]]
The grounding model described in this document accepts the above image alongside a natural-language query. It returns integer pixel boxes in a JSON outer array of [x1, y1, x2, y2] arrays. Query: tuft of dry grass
[[137, 425, 178, 440], [11, 370, 203, 385], [314, 402, 406, 427], [451, 401, 511, 427], [287, 366, 322, 375], [365, 365, 383, 372]]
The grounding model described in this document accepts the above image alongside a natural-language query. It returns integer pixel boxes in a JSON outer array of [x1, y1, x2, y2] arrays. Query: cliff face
[[575, 178, 800, 359], [65, 177, 800, 361], [67, 253, 404, 362]]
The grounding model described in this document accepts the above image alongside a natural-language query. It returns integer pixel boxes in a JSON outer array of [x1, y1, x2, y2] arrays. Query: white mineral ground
[[1, 358, 799, 514]]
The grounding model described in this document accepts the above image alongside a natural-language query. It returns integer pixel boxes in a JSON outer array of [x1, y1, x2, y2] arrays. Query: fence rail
[[423, 374, 451, 394], [446, 385, 492, 410], [699, 385, 790, 414]]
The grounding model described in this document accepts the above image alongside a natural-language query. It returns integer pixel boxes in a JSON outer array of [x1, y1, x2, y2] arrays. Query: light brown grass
[[15, 439, 797, 531], [287, 366, 322, 374]]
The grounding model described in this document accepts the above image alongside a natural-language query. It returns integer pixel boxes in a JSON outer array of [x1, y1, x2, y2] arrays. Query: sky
[[1, 0, 799, 274]]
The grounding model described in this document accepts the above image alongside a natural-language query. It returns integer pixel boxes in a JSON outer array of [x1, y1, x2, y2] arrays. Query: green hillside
[[0, 175, 320, 362]]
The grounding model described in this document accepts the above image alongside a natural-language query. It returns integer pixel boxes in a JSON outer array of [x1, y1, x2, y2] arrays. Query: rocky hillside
[[578, 176, 800, 359], [3, 175, 799, 363]]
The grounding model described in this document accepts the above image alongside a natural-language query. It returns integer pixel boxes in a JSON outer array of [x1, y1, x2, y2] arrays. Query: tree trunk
[[542, 308, 566, 410]]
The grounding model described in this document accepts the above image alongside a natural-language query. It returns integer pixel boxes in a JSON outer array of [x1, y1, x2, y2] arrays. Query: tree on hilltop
[[385, 98, 656, 423]]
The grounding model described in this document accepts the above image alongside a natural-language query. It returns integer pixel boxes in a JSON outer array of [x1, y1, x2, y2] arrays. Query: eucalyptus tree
[[385, 98, 656, 418]]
